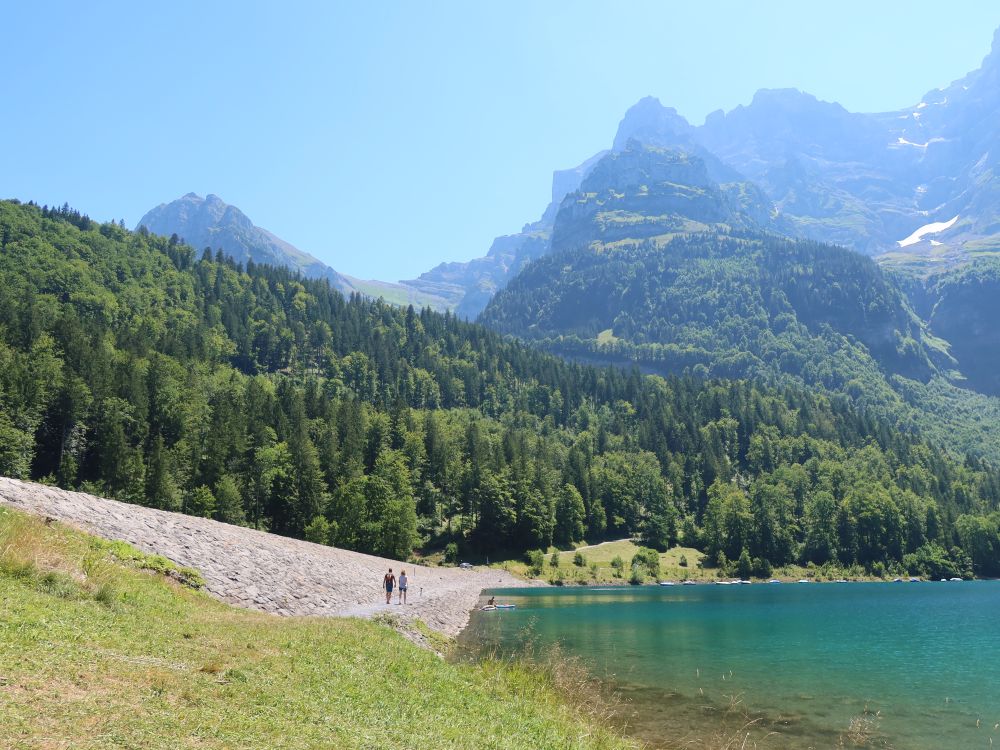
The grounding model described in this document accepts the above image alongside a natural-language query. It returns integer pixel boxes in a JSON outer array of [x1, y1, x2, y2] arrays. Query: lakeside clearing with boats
[[485, 538, 959, 587]]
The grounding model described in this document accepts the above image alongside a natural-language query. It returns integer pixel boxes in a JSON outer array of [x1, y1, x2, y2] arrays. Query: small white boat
[[737, 580, 751, 585], [892, 577, 903, 583], [797, 578, 810, 583], [835, 579, 848, 583], [909, 577, 921, 582], [768, 579, 781, 584], [949, 577, 963, 582], [682, 580, 697, 585], [658, 581, 676, 586]]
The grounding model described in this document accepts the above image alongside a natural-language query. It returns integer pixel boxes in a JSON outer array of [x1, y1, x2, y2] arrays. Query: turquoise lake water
[[459, 583, 1000, 749]]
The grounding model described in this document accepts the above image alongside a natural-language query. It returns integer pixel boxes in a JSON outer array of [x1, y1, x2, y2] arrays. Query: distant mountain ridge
[[137, 193, 456, 310], [139, 26, 1000, 321], [616, 26, 1000, 265], [428, 25, 1000, 317], [401, 150, 609, 318], [138, 193, 353, 290]]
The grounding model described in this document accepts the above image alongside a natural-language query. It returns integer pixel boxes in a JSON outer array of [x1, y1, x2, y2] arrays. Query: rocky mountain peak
[[581, 140, 711, 193], [137, 193, 351, 290], [613, 96, 693, 151]]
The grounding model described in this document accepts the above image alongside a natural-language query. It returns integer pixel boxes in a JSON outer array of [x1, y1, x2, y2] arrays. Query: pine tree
[[554, 484, 586, 546]]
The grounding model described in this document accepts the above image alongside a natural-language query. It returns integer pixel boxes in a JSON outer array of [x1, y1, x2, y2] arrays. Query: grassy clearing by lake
[[491, 538, 887, 586], [0, 507, 636, 750], [493, 539, 708, 584]]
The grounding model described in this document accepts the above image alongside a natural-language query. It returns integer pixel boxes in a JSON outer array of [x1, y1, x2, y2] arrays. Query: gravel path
[[0, 477, 528, 637]]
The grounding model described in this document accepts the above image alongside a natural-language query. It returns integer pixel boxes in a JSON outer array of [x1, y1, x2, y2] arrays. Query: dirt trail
[[0, 477, 527, 636]]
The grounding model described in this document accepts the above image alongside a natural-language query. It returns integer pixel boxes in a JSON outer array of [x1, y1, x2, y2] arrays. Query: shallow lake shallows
[[459, 582, 1000, 749]]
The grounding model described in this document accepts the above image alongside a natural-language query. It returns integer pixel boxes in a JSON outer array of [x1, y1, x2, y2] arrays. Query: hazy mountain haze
[[2, 1, 998, 280]]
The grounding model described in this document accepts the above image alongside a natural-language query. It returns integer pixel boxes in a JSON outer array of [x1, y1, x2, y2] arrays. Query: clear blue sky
[[2, 2, 998, 280]]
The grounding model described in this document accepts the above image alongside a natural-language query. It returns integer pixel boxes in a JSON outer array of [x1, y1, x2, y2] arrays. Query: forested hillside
[[482, 215, 1000, 464], [2, 199, 1000, 576]]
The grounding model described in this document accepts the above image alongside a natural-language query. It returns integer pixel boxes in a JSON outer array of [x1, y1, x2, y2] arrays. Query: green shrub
[[525, 549, 545, 576], [736, 549, 753, 579], [630, 547, 660, 579], [304, 516, 332, 545], [444, 542, 460, 565], [903, 543, 966, 580], [94, 581, 119, 607], [715, 551, 728, 571], [573, 551, 587, 567], [88, 538, 204, 588], [39, 571, 83, 599], [681, 515, 700, 547], [752, 556, 772, 578]]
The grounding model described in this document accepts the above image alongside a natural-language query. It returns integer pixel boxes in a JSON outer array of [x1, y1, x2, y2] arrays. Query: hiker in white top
[[398, 570, 408, 605]]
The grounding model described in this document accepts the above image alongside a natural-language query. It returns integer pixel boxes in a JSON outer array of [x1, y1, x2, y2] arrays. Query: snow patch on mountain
[[898, 216, 959, 247]]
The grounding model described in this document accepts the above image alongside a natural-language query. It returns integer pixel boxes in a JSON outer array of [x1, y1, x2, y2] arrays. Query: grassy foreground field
[[0, 507, 635, 750]]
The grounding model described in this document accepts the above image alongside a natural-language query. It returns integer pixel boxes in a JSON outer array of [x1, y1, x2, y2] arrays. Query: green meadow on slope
[[0, 507, 634, 750]]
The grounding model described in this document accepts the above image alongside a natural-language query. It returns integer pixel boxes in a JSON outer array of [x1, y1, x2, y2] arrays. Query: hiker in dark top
[[383, 568, 396, 604]]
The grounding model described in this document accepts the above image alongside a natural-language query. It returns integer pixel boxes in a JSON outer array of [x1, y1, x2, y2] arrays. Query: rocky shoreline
[[0, 477, 528, 637]]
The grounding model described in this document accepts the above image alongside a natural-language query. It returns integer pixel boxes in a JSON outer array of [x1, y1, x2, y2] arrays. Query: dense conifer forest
[[480, 232, 1000, 463], [2, 200, 999, 576]]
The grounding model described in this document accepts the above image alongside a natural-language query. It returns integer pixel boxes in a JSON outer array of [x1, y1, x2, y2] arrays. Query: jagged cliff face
[[140, 28, 1000, 319], [549, 143, 773, 254], [686, 27, 1000, 258], [883, 27, 1000, 243], [455, 26, 1000, 315]]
